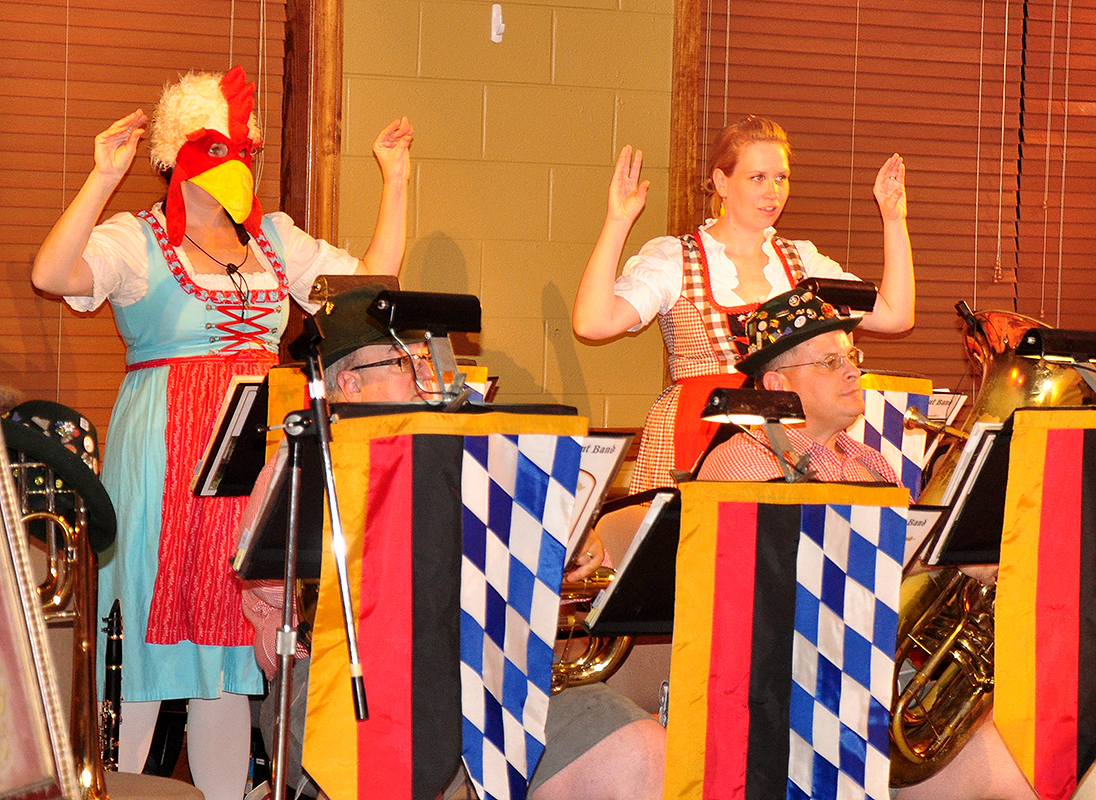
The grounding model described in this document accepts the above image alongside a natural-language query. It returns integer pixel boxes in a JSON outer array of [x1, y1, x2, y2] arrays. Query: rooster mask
[[148, 66, 264, 247]]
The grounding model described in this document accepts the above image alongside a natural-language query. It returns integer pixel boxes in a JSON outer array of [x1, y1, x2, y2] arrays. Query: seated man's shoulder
[[697, 431, 782, 482]]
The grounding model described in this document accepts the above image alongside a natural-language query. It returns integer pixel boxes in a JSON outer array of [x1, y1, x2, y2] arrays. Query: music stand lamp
[[1015, 327, 1096, 394], [367, 290, 482, 406], [700, 388, 808, 482], [796, 276, 877, 317], [269, 293, 481, 800]]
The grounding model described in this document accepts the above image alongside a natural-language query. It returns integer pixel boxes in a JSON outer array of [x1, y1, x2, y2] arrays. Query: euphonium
[[553, 567, 634, 693], [890, 302, 1096, 785], [12, 457, 109, 799]]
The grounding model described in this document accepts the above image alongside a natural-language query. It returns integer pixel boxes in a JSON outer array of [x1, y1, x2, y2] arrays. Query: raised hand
[[373, 116, 413, 185], [873, 153, 907, 222], [93, 110, 147, 181], [607, 144, 650, 225]]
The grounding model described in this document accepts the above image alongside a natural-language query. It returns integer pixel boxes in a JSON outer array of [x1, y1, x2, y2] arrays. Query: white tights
[[118, 693, 252, 800]]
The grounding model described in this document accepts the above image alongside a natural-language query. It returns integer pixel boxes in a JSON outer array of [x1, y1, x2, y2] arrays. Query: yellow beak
[[188, 160, 255, 223]]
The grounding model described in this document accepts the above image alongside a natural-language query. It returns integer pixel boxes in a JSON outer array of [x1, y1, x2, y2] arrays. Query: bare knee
[[532, 719, 665, 800]]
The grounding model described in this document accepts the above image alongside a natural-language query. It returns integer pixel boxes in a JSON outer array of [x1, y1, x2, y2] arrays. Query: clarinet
[[100, 598, 123, 771]]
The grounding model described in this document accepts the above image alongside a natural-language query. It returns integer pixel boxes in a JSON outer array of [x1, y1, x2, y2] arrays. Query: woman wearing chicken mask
[[32, 67, 412, 800]]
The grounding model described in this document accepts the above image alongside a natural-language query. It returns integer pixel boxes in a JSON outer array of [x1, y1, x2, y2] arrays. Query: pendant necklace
[[184, 233, 252, 307]]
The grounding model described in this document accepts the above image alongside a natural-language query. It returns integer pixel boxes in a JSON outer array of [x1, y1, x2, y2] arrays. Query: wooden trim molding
[[668, 0, 701, 237], [281, 0, 343, 358], [282, 0, 343, 242]]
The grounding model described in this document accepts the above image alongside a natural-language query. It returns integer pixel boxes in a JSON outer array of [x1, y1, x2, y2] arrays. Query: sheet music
[[563, 433, 634, 565]]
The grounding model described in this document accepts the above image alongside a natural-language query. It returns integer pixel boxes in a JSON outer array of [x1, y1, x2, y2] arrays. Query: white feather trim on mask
[[148, 71, 262, 171]]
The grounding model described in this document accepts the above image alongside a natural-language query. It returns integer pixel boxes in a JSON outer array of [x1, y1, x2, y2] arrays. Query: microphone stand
[[272, 318, 368, 800], [271, 414, 304, 800]]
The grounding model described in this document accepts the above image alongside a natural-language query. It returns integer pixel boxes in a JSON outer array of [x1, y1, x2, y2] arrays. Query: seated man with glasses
[[697, 285, 900, 484], [244, 283, 663, 800]]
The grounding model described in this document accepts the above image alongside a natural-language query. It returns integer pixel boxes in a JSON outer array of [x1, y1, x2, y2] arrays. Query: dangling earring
[[719, 199, 726, 217]]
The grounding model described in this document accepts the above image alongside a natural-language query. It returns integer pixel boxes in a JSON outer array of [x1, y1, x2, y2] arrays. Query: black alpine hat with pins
[[734, 285, 861, 377]]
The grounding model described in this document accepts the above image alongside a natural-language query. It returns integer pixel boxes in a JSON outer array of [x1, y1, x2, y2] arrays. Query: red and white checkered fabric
[[632, 234, 806, 492]]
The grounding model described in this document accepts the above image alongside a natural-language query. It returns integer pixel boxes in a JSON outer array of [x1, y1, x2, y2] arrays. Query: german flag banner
[[302, 412, 585, 800], [665, 480, 908, 800], [996, 409, 1096, 800]]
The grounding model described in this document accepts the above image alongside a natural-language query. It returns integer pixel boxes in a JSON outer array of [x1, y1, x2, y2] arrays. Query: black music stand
[[584, 489, 681, 637], [254, 291, 482, 800], [922, 416, 1014, 565]]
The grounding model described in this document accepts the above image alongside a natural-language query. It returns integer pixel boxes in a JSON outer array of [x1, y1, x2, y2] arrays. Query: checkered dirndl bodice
[[657, 233, 806, 379], [629, 232, 806, 493]]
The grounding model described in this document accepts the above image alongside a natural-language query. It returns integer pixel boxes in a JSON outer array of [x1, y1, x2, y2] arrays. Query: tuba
[[890, 303, 1096, 785]]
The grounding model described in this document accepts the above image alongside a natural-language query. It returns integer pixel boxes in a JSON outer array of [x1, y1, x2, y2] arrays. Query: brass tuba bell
[[890, 303, 1096, 786], [554, 567, 634, 693]]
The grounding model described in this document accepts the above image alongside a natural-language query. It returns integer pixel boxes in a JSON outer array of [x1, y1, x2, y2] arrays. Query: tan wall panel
[[553, 9, 673, 91], [341, 0, 673, 418], [343, 78, 485, 161], [484, 84, 616, 165], [615, 89, 673, 168], [343, 0, 421, 76], [544, 319, 664, 396], [417, 161, 550, 241], [550, 164, 668, 247], [419, 2, 554, 83], [402, 236, 484, 298], [481, 240, 589, 318], [477, 316, 549, 396]]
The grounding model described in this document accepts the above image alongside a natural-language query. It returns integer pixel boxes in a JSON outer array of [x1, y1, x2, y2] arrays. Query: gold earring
[[719, 199, 726, 217]]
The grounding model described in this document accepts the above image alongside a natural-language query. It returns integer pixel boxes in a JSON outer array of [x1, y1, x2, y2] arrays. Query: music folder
[[584, 489, 681, 637], [233, 439, 327, 581], [924, 417, 1012, 565], [192, 374, 269, 498]]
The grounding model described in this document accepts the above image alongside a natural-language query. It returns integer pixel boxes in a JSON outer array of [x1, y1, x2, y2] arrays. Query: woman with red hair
[[573, 117, 915, 492]]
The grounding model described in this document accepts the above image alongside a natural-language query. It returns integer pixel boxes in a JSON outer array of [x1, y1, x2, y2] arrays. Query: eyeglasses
[[349, 353, 431, 374], [773, 347, 864, 373]]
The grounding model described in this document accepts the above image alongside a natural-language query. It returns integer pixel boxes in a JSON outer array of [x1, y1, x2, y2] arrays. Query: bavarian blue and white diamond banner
[[850, 374, 932, 499], [459, 433, 582, 800], [787, 502, 905, 800]]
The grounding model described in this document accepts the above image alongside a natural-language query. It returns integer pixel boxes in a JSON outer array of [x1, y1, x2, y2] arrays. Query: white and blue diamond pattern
[[786, 502, 906, 800], [459, 433, 581, 800], [851, 388, 930, 498]]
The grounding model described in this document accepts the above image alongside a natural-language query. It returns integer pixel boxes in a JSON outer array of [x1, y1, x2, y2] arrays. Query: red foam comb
[[219, 65, 255, 143]]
